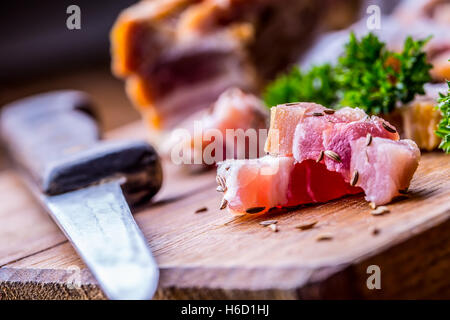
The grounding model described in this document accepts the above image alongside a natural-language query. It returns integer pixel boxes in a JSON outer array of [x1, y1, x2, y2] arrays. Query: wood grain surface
[[0, 121, 449, 300]]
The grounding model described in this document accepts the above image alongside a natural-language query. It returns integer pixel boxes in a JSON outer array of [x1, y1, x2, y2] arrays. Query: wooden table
[[0, 117, 449, 299]]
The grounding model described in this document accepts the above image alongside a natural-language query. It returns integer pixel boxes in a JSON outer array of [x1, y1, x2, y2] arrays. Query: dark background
[[1, 0, 137, 82], [0, 0, 139, 131]]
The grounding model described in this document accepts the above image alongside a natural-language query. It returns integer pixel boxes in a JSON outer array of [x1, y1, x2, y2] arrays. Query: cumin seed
[[382, 122, 397, 133], [324, 150, 341, 163], [369, 226, 380, 235], [371, 206, 390, 216], [260, 220, 278, 226], [312, 112, 324, 117], [316, 150, 324, 163], [216, 175, 226, 189], [246, 207, 266, 214], [366, 133, 372, 146], [219, 198, 228, 210], [316, 233, 333, 241], [350, 170, 359, 186], [195, 207, 208, 213], [324, 109, 335, 115], [295, 221, 318, 230]]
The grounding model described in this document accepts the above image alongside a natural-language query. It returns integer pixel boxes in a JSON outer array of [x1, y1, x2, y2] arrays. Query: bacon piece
[[111, 0, 331, 130], [217, 102, 420, 214], [164, 88, 268, 165]]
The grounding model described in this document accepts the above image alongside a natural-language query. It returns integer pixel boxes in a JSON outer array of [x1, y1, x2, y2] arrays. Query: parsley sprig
[[263, 33, 432, 115], [436, 81, 450, 153], [263, 64, 339, 108]]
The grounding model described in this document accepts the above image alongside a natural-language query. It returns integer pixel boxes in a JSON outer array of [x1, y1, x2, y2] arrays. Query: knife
[[0, 90, 163, 300]]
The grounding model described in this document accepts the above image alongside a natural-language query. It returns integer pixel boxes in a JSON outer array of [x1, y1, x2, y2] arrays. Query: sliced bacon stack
[[217, 103, 420, 214], [110, 0, 338, 130]]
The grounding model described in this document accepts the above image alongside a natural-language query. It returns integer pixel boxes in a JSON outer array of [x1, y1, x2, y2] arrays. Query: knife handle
[[1, 90, 162, 204]]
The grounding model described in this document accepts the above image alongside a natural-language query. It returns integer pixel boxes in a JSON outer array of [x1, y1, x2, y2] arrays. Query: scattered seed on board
[[316, 150, 324, 163], [195, 207, 208, 213], [369, 202, 377, 210], [216, 175, 226, 189], [324, 109, 335, 115], [316, 233, 333, 241], [350, 170, 359, 186], [371, 206, 390, 216], [369, 226, 380, 235], [382, 122, 397, 133], [246, 207, 266, 214], [312, 112, 324, 117], [286, 102, 299, 106], [219, 198, 228, 210], [216, 185, 225, 193], [260, 220, 278, 226], [324, 150, 341, 163], [269, 224, 278, 232], [295, 221, 318, 231], [366, 133, 372, 146]]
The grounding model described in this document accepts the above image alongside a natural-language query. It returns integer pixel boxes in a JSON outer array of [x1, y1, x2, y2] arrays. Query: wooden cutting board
[[0, 120, 449, 300]]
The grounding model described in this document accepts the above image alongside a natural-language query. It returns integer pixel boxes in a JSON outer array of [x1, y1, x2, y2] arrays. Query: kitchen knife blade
[[0, 90, 163, 300], [42, 179, 159, 300]]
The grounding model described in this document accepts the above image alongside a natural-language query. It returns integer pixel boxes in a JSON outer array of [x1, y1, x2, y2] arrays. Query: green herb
[[337, 33, 390, 113], [339, 34, 432, 114], [263, 33, 432, 115], [395, 36, 433, 104], [263, 64, 339, 108], [436, 81, 450, 153]]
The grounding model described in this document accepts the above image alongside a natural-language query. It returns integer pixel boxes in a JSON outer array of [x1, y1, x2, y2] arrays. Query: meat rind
[[264, 102, 322, 156]]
